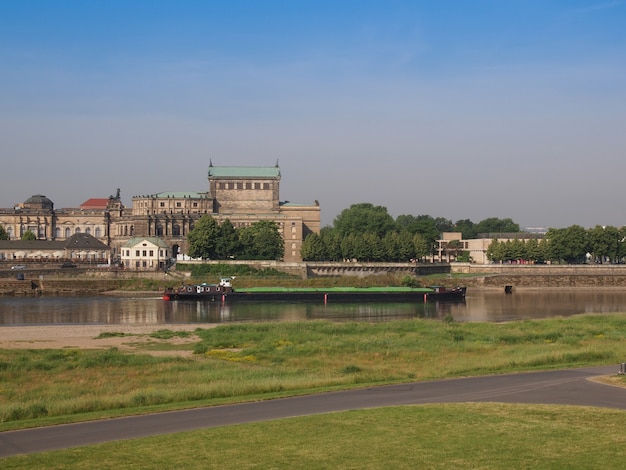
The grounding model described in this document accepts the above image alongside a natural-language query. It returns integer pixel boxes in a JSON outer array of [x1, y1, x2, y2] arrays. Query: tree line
[[488, 225, 626, 264], [301, 203, 521, 262]]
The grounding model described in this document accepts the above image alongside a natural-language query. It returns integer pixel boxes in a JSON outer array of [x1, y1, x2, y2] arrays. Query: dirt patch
[[0, 324, 216, 357]]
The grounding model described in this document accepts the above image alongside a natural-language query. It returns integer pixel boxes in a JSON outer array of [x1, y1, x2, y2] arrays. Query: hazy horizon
[[2, 1, 625, 230]]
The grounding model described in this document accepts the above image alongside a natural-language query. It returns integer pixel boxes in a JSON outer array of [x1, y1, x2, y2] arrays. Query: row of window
[[218, 182, 270, 190], [158, 201, 200, 208], [135, 201, 202, 209], [122, 249, 168, 258], [5, 226, 104, 239]]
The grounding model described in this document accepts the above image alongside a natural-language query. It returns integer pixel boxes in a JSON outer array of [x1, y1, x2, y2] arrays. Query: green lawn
[[3, 403, 626, 469]]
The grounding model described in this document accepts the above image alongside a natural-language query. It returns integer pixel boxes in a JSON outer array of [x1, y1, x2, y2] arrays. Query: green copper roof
[[207, 165, 281, 179]]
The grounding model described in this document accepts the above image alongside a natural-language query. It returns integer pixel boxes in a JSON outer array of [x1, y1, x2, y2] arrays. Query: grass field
[[3, 403, 626, 469], [3, 313, 626, 467], [2, 313, 626, 430]]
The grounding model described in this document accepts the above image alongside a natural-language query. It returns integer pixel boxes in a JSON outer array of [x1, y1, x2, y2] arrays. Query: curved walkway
[[1, 365, 624, 457]]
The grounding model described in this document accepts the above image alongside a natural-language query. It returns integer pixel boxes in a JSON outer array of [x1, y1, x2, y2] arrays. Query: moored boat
[[424, 286, 467, 301], [163, 278, 466, 303]]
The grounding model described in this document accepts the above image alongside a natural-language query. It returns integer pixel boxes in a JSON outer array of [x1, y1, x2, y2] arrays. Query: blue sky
[[1, 1, 625, 229]]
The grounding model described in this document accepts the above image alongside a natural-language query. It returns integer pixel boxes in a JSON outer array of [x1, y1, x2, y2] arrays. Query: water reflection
[[2, 290, 626, 325]]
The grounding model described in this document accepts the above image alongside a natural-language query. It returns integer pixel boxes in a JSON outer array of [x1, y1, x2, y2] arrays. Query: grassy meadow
[[2, 313, 626, 431], [3, 403, 626, 469]]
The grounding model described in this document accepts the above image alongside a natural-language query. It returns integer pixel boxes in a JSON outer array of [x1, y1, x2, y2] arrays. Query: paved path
[[1, 365, 624, 457]]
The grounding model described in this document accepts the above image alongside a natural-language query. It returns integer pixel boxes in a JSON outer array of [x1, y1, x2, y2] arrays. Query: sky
[[1, 1, 625, 230]]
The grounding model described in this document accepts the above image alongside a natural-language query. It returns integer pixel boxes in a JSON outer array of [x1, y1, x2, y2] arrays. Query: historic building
[[0, 233, 111, 263], [0, 163, 321, 264], [120, 237, 171, 271]]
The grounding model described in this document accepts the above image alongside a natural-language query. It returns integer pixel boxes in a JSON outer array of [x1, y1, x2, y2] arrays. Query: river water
[[3, 289, 626, 326]]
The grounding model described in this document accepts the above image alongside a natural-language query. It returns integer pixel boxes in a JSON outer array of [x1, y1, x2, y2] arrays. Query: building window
[[142, 250, 147, 257], [149, 250, 154, 257], [263, 183, 269, 190], [160, 202, 165, 207], [255, 183, 260, 189], [95, 227, 102, 238], [176, 202, 181, 207], [245, 182, 251, 189]]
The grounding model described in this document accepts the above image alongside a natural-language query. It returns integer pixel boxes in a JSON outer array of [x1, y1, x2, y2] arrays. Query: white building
[[436, 232, 545, 264], [120, 237, 171, 271]]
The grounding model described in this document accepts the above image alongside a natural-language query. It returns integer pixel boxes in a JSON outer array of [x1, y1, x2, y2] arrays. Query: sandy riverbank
[[0, 323, 217, 354]]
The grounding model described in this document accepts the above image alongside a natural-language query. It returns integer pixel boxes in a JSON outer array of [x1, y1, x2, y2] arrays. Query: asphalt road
[[1, 364, 624, 458]]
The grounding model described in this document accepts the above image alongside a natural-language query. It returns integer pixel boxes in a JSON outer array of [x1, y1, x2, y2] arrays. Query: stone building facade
[[0, 163, 321, 264]]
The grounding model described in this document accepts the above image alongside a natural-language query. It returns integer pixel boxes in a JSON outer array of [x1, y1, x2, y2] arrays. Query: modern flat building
[[0, 163, 321, 264], [436, 232, 545, 264]]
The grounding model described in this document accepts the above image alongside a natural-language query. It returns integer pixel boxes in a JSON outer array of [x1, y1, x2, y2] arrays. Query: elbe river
[[3, 289, 626, 325]]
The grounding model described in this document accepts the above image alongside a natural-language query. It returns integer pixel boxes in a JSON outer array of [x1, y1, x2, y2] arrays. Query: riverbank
[[0, 324, 209, 353], [3, 315, 626, 432]]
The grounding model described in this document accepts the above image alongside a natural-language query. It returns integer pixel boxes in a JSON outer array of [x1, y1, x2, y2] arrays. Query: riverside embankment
[[3, 262, 626, 296]]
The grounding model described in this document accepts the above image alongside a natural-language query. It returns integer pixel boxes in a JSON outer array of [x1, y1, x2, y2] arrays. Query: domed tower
[[23, 194, 54, 212]]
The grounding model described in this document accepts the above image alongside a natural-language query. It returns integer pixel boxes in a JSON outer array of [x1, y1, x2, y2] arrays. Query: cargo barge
[[162, 278, 466, 303]]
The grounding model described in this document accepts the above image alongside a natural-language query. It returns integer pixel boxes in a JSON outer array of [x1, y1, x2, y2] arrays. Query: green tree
[[486, 239, 504, 262], [395, 215, 441, 256], [434, 217, 454, 233], [301, 232, 325, 261], [395, 214, 421, 234], [474, 217, 520, 235], [525, 239, 540, 262], [510, 239, 527, 261], [589, 225, 620, 263], [341, 233, 357, 261], [333, 203, 396, 237], [396, 231, 416, 261], [238, 221, 284, 260], [320, 227, 342, 261], [546, 225, 589, 264], [21, 230, 36, 241], [215, 219, 241, 259], [361, 232, 385, 261], [187, 215, 220, 259], [412, 233, 431, 261], [383, 231, 414, 262], [0, 225, 8, 240]]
